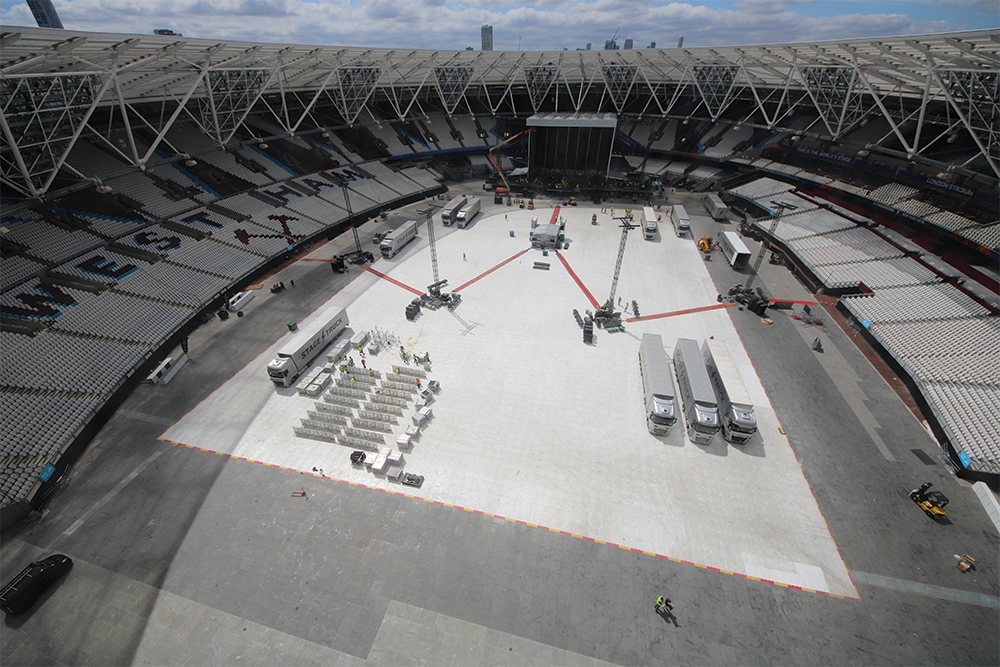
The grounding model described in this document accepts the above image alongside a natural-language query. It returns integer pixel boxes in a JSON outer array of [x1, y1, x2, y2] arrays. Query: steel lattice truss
[[1, 25, 998, 197]]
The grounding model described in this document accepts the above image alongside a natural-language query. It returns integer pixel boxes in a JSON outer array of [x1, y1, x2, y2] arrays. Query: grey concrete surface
[[2, 185, 997, 667]]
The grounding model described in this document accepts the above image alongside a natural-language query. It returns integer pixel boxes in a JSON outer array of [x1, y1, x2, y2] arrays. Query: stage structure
[[526, 113, 618, 177]]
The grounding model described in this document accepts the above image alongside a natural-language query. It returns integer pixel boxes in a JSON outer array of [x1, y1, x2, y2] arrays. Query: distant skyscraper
[[25, 0, 63, 28], [481, 25, 493, 51], [586, 43, 592, 50], [624, 37, 633, 50], [649, 42, 656, 49], [604, 39, 618, 50]]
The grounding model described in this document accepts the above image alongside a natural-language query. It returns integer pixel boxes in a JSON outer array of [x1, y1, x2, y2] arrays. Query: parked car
[[0, 554, 73, 615]]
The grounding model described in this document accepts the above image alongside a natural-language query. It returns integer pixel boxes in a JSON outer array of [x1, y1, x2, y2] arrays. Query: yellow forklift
[[909, 482, 949, 519]]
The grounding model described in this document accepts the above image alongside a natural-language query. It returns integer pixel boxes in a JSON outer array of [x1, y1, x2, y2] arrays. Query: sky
[[1, 0, 996, 51]]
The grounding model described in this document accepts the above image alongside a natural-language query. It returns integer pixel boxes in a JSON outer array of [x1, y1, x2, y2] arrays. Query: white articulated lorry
[[456, 197, 481, 228], [267, 305, 349, 388], [670, 204, 691, 237], [702, 339, 757, 444], [441, 195, 468, 226], [642, 206, 657, 239], [380, 220, 418, 258]]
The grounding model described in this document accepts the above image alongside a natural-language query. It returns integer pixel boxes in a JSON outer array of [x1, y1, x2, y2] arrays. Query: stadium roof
[[1, 25, 998, 196]]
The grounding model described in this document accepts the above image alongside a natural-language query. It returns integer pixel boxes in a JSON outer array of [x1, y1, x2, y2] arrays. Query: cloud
[[0, 0, 985, 50]]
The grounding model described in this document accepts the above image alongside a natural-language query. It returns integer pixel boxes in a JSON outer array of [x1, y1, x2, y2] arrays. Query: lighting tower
[[607, 215, 637, 309], [743, 202, 793, 291]]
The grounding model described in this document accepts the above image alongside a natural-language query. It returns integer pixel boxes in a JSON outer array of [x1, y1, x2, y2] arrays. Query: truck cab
[[267, 357, 294, 387]]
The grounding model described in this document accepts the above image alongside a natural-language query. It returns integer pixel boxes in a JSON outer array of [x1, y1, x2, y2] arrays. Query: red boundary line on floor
[[360, 264, 423, 296], [454, 248, 530, 292], [772, 299, 819, 306], [627, 302, 737, 322], [554, 251, 600, 308], [160, 437, 858, 601], [549, 205, 561, 225]]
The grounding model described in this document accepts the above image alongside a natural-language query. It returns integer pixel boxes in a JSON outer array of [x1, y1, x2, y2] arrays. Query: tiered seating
[[284, 196, 350, 226], [0, 393, 99, 462], [793, 227, 905, 266], [688, 165, 723, 189], [66, 140, 130, 181], [50, 290, 192, 344], [767, 208, 854, 242], [0, 212, 104, 264], [894, 199, 940, 218], [250, 205, 324, 233], [727, 176, 795, 202], [103, 171, 194, 219], [0, 329, 147, 394], [661, 161, 690, 182], [960, 222, 1000, 250], [218, 191, 279, 218], [114, 262, 228, 307], [649, 120, 678, 151], [869, 182, 919, 205], [234, 145, 297, 181], [451, 115, 485, 146], [148, 163, 215, 203], [69, 210, 150, 238], [0, 279, 97, 322], [163, 239, 265, 279], [0, 255, 46, 292], [703, 125, 754, 158], [427, 117, 462, 150], [198, 150, 273, 186], [814, 256, 942, 290], [924, 210, 976, 232], [922, 382, 1000, 470], [843, 283, 990, 324], [399, 166, 440, 190]]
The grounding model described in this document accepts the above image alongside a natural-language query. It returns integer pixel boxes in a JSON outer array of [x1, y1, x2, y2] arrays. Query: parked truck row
[[441, 195, 468, 226], [456, 197, 481, 228], [640, 335, 757, 445]]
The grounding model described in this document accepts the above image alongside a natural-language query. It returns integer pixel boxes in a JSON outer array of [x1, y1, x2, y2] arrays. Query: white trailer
[[670, 204, 690, 237], [703, 193, 729, 220], [639, 334, 677, 434], [267, 305, 349, 388], [441, 195, 468, 226], [456, 197, 481, 228], [380, 220, 418, 258], [718, 231, 751, 269], [642, 206, 657, 240], [673, 338, 719, 444], [702, 339, 757, 444]]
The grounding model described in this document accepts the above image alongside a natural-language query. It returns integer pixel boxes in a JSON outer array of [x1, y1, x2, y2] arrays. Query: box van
[[670, 205, 690, 237], [703, 193, 728, 220], [228, 291, 254, 312], [0, 554, 73, 615]]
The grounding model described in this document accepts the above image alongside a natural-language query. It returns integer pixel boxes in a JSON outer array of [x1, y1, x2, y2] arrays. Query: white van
[[228, 291, 254, 312]]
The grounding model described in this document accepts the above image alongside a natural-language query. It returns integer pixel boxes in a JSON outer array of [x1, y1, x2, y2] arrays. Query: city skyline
[[1, 0, 996, 51]]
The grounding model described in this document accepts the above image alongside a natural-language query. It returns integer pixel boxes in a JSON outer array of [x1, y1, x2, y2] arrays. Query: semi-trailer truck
[[718, 231, 751, 269], [441, 195, 468, 226], [673, 338, 719, 444], [639, 334, 677, 435], [670, 204, 690, 237], [267, 305, 349, 387], [380, 220, 418, 258], [456, 197, 481, 228], [702, 339, 757, 444], [642, 206, 657, 240]]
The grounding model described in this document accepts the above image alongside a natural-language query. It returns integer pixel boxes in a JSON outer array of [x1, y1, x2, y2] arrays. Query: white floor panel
[[161, 205, 856, 599]]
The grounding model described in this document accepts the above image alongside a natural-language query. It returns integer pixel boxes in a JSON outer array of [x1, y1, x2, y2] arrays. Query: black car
[[0, 554, 73, 615]]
